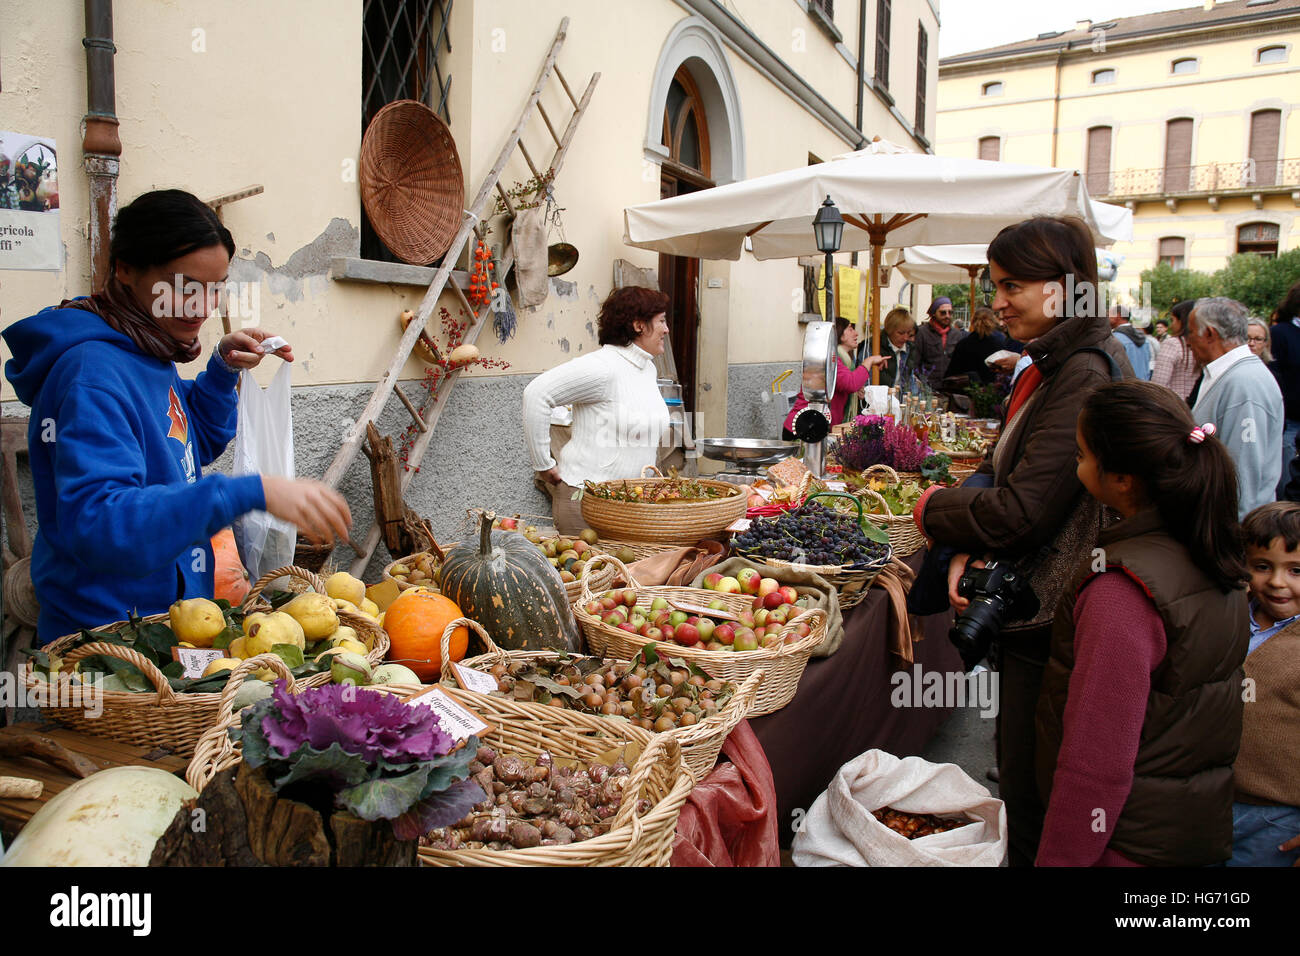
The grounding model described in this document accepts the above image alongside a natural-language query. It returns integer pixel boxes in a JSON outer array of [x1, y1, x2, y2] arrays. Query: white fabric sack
[[511, 205, 549, 309], [792, 750, 1006, 867], [231, 362, 296, 581]]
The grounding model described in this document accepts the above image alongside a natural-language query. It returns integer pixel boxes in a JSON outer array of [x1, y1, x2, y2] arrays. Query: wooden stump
[[149, 763, 418, 867]]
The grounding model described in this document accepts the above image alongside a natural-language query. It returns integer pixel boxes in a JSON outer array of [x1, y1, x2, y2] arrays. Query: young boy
[[1233, 502, 1300, 866]]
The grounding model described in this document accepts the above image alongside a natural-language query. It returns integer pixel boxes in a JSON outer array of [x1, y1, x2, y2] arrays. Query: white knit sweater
[[522, 344, 671, 486]]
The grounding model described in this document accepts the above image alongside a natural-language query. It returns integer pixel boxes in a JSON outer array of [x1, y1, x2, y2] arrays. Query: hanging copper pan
[[547, 242, 579, 276]]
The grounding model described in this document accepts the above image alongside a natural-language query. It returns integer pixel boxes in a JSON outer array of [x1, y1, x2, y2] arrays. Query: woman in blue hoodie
[[3, 189, 351, 643]]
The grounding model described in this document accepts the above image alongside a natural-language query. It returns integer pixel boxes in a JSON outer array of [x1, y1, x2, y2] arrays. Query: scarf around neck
[[60, 275, 204, 364]]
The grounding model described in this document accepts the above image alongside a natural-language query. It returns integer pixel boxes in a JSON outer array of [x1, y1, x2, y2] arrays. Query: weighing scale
[[696, 437, 801, 484]]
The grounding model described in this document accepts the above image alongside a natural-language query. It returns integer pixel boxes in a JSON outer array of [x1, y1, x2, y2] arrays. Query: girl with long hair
[[1036, 380, 1248, 866]]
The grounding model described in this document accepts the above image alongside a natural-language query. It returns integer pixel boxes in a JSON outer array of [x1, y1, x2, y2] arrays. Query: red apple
[[584, 599, 603, 616], [736, 568, 761, 595], [751, 596, 765, 612], [600, 596, 617, 612], [618, 622, 640, 634], [620, 589, 638, 608], [794, 622, 812, 637], [760, 632, 781, 648], [674, 623, 700, 646], [660, 625, 675, 643], [758, 577, 781, 598], [768, 607, 789, 626], [753, 608, 770, 627], [642, 626, 663, 641], [737, 610, 755, 628], [703, 573, 724, 591], [716, 576, 742, 594], [713, 624, 735, 645], [499, 517, 518, 530], [763, 590, 785, 610], [733, 628, 759, 652], [779, 586, 800, 605]]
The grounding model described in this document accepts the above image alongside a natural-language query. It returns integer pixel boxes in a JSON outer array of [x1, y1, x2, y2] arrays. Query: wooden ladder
[[317, 17, 598, 577]]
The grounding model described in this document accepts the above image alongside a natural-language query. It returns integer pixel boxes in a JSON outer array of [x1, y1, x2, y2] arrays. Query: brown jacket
[[1037, 509, 1248, 866], [1235, 619, 1300, 806], [919, 313, 1133, 630]]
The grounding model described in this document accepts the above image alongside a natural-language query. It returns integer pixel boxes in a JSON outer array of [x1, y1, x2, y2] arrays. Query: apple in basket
[[737, 609, 755, 628], [769, 606, 790, 626], [696, 618, 715, 642], [762, 590, 785, 610], [674, 622, 701, 646], [703, 573, 724, 590], [779, 586, 800, 605], [661, 624, 675, 643], [584, 599, 603, 616], [709, 599, 727, 611], [642, 626, 663, 642], [716, 576, 742, 594], [669, 610, 688, 628], [618, 622, 640, 634], [733, 629, 759, 652], [736, 568, 762, 595], [651, 597, 671, 612], [713, 623, 735, 646], [759, 577, 781, 598]]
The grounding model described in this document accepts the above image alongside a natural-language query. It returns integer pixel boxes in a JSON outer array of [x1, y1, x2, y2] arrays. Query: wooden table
[[0, 723, 189, 840]]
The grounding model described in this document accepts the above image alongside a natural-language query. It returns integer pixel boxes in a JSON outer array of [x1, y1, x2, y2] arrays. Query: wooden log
[[0, 729, 102, 778]]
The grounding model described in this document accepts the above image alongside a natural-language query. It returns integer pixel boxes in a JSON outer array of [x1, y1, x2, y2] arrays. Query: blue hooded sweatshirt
[[3, 306, 266, 643]]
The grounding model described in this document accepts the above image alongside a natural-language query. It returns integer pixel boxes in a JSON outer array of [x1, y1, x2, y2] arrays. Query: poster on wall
[[0, 132, 62, 272]]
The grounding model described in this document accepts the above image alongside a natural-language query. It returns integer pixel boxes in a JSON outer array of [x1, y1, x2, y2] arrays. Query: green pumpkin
[[439, 512, 583, 653]]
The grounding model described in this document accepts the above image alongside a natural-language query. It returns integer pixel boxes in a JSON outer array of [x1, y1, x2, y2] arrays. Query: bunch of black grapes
[[732, 502, 890, 567]]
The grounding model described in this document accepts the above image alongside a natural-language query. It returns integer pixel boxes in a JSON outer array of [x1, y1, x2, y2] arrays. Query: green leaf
[[271, 741, 371, 792], [161, 660, 185, 679], [212, 627, 239, 650], [238, 700, 277, 769], [392, 778, 486, 839], [271, 644, 305, 669], [419, 741, 480, 795], [96, 655, 151, 693], [636, 644, 661, 667], [532, 675, 581, 699], [859, 520, 890, 545], [337, 765, 431, 821]]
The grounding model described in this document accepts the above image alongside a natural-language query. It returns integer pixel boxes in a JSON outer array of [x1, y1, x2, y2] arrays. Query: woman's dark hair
[[834, 316, 854, 345], [1168, 298, 1198, 373], [597, 286, 670, 346], [986, 216, 1099, 320], [1278, 279, 1300, 324], [1079, 380, 1245, 591], [970, 306, 997, 337], [1242, 501, 1300, 553], [110, 189, 234, 270]]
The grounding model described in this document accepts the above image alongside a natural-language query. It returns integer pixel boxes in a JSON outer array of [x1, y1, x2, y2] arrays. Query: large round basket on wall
[[359, 100, 464, 265]]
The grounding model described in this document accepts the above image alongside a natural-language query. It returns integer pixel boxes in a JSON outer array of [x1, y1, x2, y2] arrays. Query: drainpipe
[[1050, 44, 1064, 168], [855, 0, 867, 133], [83, 0, 121, 292]]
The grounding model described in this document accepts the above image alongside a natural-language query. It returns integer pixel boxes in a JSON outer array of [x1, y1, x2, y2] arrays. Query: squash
[[438, 512, 582, 653], [211, 527, 250, 605], [383, 590, 469, 681], [1, 766, 197, 867]]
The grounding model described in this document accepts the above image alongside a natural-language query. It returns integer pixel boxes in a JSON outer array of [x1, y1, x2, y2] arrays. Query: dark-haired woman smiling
[[3, 189, 351, 643]]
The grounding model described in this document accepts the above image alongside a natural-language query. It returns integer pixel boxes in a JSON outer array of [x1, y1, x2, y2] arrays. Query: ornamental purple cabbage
[[260, 681, 454, 765]]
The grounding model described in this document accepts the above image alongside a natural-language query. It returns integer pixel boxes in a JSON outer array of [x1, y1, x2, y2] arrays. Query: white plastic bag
[[792, 750, 1006, 867], [231, 362, 296, 581]]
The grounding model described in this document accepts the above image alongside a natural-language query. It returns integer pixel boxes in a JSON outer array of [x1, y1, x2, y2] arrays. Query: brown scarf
[[60, 275, 204, 364]]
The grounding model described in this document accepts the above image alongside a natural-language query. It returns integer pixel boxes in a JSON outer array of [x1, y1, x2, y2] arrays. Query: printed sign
[[0, 132, 61, 271], [171, 647, 228, 680], [408, 686, 493, 743], [451, 662, 501, 695]]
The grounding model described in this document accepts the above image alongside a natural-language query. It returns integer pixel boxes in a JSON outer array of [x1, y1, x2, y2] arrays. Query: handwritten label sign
[[451, 662, 501, 695], [824, 480, 847, 492], [408, 687, 493, 743], [669, 599, 739, 622], [726, 518, 752, 533], [171, 647, 228, 680]]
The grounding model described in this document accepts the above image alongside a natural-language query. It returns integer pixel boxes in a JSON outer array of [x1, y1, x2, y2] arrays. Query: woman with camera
[[911, 216, 1134, 866]]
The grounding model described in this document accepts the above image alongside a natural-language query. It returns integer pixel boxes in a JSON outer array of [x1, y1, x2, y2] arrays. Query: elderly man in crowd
[[1187, 297, 1284, 519], [913, 296, 968, 388]]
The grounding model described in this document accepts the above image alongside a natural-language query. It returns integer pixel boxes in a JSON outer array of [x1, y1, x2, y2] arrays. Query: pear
[[244, 611, 306, 655], [281, 593, 339, 641], [168, 598, 226, 648]]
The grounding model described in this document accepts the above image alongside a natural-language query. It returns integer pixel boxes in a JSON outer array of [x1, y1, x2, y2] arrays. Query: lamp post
[[978, 267, 995, 306], [812, 195, 844, 324]]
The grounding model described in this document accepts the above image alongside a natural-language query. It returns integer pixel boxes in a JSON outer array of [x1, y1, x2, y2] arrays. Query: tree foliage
[[1135, 249, 1300, 320]]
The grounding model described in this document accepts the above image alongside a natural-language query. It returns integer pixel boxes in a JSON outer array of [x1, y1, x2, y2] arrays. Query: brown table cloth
[[748, 549, 961, 848]]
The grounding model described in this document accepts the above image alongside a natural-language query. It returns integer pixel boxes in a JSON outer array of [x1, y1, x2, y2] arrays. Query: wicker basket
[[242, 565, 390, 687], [575, 557, 825, 716], [854, 465, 928, 558], [383, 550, 445, 593], [438, 617, 764, 781], [419, 701, 692, 866], [20, 618, 236, 758], [185, 654, 301, 793], [734, 491, 893, 610], [359, 100, 465, 265], [457, 508, 618, 604], [580, 466, 746, 546]]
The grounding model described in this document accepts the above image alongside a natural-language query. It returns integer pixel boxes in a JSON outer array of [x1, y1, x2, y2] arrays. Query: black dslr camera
[[948, 559, 1041, 671]]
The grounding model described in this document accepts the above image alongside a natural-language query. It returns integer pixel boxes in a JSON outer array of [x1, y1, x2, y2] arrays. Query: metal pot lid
[[547, 242, 579, 277]]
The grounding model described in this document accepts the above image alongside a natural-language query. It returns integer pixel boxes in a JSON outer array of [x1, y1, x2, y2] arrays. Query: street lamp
[[812, 195, 844, 321], [978, 267, 995, 305]]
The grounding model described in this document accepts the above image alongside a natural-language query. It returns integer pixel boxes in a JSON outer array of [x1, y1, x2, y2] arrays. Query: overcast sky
[[938, 0, 1200, 58]]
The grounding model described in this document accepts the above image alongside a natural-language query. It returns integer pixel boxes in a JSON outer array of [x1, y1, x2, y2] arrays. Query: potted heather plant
[[833, 415, 934, 474]]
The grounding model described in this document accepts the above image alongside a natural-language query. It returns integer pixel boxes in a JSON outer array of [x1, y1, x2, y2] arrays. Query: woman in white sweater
[[522, 286, 672, 533]]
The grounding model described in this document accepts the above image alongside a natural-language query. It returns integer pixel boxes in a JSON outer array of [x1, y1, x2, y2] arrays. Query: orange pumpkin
[[211, 528, 250, 604], [383, 590, 469, 680]]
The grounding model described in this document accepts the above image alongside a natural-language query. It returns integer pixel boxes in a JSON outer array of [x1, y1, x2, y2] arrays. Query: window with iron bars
[[361, 0, 453, 263], [809, 0, 834, 18]]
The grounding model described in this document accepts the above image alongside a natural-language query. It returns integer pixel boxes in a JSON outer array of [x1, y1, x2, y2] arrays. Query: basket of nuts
[[383, 546, 446, 593], [438, 617, 763, 781], [576, 555, 825, 717], [417, 694, 693, 866]]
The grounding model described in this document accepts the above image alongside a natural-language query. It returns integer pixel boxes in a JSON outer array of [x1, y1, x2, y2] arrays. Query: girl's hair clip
[[1188, 422, 1217, 445]]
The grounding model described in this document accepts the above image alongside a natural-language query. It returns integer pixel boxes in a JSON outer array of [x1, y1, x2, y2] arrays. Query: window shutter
[[1086, 126, 1112, 196], [978, 136, 1000, 161], [915, 25, 927, 131], [1249, 109, 1281, 187], [1163, 118, 1193, 192], [875, 0, 891, 88]]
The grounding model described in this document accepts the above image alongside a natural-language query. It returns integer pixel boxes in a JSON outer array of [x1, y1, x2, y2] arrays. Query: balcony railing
[[1097, 158, 1300, 199]]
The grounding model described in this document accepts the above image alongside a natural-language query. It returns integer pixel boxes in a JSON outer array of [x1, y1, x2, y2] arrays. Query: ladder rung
[[394, 386, 429, 433], [536, 101, 562, 148], [517, 138, 543, 181], [554, 64, 579, 107]]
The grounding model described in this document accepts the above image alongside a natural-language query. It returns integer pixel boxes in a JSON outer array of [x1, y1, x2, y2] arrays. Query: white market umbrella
[[624, 147, 1133, 368]]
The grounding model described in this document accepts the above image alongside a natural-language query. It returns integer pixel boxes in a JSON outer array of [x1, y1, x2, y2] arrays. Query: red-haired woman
[[522, 286, 672, 533]]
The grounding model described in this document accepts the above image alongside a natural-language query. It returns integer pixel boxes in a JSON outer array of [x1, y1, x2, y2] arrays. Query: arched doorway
[[659, 66, 714, 416]]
